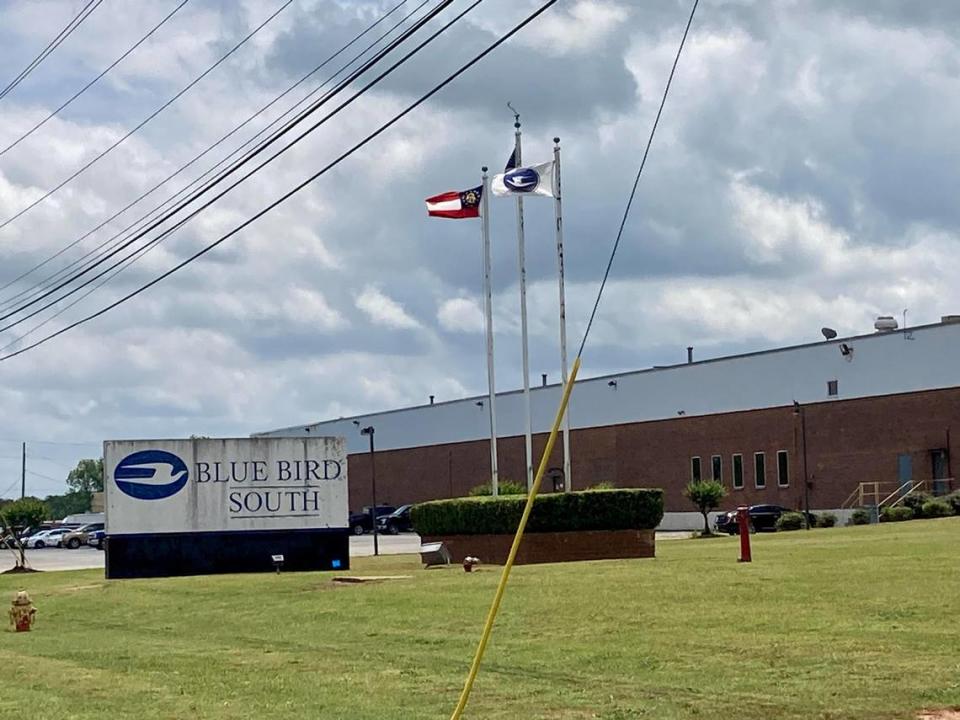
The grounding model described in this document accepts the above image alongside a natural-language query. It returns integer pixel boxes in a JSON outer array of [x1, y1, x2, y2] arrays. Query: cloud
[[355, 285, 420, 329], [1, 1, 960, 493], [437, 296, 484, 333]]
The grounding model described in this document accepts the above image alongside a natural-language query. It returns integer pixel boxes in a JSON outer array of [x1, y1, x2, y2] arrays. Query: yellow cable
[[449, 356, 581, 720]]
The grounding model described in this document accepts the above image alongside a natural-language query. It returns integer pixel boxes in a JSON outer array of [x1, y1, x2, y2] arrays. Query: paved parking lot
[[10, 533, 424, 572]]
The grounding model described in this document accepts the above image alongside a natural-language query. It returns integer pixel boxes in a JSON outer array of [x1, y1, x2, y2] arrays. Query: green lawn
[[2, 519, 959, 720]]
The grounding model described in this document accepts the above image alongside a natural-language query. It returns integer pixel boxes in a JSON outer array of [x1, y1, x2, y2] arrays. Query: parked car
[[2, 526, 38, 548], [24, 528, 71, 548], [376, 504, 413, 535], [715, 505, 815, 534], [87, 529, 106, 550], [349, 505, 396, 535], [62, 522, 105, 549]]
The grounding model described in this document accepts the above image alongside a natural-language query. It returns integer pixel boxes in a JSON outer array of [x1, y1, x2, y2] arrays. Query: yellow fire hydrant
[[8, 591, 36, 632]]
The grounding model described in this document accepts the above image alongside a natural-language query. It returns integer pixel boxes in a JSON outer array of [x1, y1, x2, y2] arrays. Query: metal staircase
[[841, 479, 939, 512]]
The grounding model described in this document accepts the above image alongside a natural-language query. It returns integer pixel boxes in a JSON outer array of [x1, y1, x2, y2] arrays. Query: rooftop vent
[[874, 316, 898, 332]]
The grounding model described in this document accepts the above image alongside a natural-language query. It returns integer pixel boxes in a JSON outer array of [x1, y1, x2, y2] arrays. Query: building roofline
[[255, 320, 953, 435]]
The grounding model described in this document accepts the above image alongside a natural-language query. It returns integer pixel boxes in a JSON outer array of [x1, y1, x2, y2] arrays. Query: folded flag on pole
[[492, 160, 555, 198], [425, 186, 482, 219]]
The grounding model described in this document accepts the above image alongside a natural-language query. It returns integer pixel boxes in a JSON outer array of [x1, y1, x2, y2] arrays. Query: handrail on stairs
[[881, 480, 928, 509]]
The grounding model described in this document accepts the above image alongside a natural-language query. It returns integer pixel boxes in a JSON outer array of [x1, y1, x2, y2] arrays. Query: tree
[[684, 479, 726, 536], [0, 497, 48, 571], [66, 458, 104, 494], [44, 492, 94, 521], [1, 497, 48, 530]]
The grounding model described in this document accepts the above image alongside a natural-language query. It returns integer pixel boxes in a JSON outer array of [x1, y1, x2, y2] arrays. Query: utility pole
[[360, 426, 379, 557], [20, 442, 25, 499]]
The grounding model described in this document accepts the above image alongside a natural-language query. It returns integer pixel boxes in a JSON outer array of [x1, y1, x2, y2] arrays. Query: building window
[[691, 456, 701, 482], [777, 450, 789, 487], [827, 379, 838, 396], [754, 452, 766, 488], [732, 454, 744, 489], [712, 455, 722, 483]]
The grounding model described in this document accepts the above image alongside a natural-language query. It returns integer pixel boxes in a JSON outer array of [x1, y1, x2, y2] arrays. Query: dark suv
[[349, 505, 396, 535], [715, 505, 813, 534], [376, 505, 413, 535]]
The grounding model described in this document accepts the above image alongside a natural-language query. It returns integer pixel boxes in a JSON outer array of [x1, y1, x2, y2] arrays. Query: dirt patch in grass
[[918, 710, 960, 719], [1, 565, 41, 574]]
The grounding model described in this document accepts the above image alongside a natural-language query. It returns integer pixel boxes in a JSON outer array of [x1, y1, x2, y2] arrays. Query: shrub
[[468, 480, 526, 496], [920, 499, 953, 518], [776, 512, 805, 531], [816, 512, 837, 528], [941, 491, 960, 516], [411, 488, 664, 536], [849, 508, 872, 525], [588, 481, 616, 490], [880, 506, 914, 522], [901, 492, 932, 518]]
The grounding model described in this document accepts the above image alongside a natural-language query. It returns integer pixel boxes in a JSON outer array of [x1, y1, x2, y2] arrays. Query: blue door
[[897, 453, 913, 495]]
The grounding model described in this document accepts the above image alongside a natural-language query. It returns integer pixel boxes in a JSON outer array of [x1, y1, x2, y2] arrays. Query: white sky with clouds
[[1, 0, 958, 496]]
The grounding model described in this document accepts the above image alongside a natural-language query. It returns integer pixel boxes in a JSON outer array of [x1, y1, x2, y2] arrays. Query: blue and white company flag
[[492, 160, 556, 198]]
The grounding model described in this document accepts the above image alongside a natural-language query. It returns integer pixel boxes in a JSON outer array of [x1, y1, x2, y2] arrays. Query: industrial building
[[256, 317, 960, 526]]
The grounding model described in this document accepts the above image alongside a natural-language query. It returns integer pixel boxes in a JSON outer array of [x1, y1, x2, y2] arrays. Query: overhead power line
[[0, 0, 104, 102], [0, 1, 434, 352], [0, 438, 100, 447], [0, 0, 453, 336], [0, 0, 422, 311], [577, 0, 699, 358], [26, 469, 61, 484], [0, 0, 192, 157], [0, 0, 559, 363], [0, 479, 21, 499], [0, 0, 293, 232]]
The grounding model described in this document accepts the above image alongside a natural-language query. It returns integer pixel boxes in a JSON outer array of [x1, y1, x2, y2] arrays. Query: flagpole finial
[[507, 101, 520, 129]]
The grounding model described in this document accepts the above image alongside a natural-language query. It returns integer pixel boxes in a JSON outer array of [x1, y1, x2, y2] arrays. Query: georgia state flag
[[425, 186, 482, 219]]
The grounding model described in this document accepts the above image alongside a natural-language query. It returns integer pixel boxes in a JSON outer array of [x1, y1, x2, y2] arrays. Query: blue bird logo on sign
[[114, 450, 189, 500], [503, 167, 540, 193]]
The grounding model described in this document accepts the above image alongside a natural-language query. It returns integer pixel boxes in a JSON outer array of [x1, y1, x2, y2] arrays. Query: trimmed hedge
[[411, 489, 664, 536], [816, 512, 837, 528], [849, 509, 872, 526], [921, 499, 953, 518], [902, 492, 933, 518], [468, 480, 526, 496], [880, 506, 914, 522], [944, 491, 960, 516], [776, 511, 805, 531]]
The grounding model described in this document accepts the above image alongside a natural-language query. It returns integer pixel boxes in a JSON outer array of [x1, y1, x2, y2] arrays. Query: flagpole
[[481, 167, 499, 497], [553, 137, 572, 492], [513, 110, 534, 491]]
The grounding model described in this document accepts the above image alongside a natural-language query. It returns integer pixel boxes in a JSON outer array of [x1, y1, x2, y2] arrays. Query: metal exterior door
[[897, 453, 913, 495]]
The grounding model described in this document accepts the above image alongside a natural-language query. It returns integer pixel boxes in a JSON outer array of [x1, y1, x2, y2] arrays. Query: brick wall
[[346, 387, 960, 512]]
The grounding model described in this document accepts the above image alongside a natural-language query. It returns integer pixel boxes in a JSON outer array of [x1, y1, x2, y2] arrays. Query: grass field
[[2, 519, 959, 720]]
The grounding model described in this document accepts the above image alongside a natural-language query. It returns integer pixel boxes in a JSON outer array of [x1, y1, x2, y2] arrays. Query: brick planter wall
[[421, 528, 655, 566]]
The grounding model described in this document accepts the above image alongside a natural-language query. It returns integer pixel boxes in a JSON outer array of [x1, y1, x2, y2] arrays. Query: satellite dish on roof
[[821, 327, 838, 340]]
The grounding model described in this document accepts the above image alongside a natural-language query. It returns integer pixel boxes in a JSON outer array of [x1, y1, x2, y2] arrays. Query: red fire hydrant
[[8, 591, 37, 632], [737, 506, 752, 563]]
